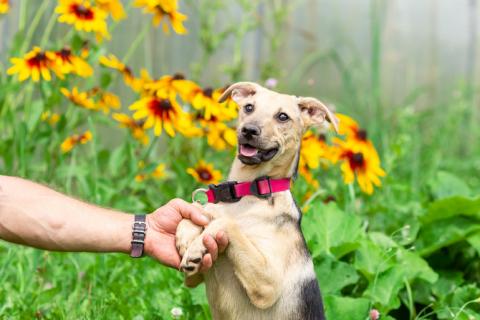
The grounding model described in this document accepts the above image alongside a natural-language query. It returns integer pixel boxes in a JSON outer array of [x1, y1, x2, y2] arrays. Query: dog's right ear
[[218, 82, 259, 103]]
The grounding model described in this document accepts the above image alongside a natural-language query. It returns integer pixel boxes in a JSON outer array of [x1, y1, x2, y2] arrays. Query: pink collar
[[205, 176, 291, 203]]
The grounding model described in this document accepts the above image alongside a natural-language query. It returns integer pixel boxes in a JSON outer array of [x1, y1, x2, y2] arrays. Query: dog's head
[[220, 82, 338, 176]]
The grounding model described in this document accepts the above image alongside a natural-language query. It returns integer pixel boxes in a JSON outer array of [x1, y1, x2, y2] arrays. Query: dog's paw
[[179, 238, 207, 276], [176, 220, 203, 257]]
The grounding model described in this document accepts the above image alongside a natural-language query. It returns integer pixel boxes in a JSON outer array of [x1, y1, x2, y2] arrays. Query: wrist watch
[[130, 215, 147, 258]]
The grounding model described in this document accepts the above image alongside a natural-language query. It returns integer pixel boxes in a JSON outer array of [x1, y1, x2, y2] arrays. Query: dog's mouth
[[238, 143, 279, 165]]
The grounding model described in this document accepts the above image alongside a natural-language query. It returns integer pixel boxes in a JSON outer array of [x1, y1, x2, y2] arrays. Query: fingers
[[216, 231, 229, 253], [168, 198, 209, 226], [199, 253, 213, 273], [203, 235, 218, 261]]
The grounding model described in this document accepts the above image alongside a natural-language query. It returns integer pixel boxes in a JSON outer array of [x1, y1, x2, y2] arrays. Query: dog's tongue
[[240, 144, 258, 157]]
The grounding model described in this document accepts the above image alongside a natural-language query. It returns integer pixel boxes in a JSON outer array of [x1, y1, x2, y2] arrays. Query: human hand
[[144, 199, 228, 269]]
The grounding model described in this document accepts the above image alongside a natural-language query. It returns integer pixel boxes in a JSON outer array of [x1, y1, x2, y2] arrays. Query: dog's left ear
[[297, 97, 339, 133]]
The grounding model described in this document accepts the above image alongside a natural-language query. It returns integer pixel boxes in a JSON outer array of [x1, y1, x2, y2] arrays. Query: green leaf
[[303, 203, 363, 258], [467, 232, 480, 256], [354, 238, 394, 278], [314, 254, 359, 295], [422, 196, 480, 224], [428, 171, 471, 199], [324, 295, 370, 320], [396, 249, 438, 283], [364, 265, 405, 310], [416, 217, 480, 256]]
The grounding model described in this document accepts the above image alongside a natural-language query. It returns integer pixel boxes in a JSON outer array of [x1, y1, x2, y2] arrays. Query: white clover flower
[[171, 307, 183, 319]]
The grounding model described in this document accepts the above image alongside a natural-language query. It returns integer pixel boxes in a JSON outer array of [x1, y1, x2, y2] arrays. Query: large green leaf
[[354, 238, 395, 279], [314, 254, 359, 295], [324, 295, 370, 320], [428, 171, 472, 200], [303, 203, 363, 258], [363, 265, 405, 310], [422, 196, 480, 224], [416, 217, 480, 256]]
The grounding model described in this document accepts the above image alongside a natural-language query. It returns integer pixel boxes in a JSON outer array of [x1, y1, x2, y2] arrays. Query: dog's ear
[[297, 97, 339, 133], [218, 82, 259, 103]]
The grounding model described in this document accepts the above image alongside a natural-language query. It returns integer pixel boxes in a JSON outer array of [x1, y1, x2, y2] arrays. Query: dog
[[175, 82, 339, 319]]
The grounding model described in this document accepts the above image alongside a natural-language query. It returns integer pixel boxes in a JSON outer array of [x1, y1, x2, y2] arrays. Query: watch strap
[[130, 214, 147, 258]]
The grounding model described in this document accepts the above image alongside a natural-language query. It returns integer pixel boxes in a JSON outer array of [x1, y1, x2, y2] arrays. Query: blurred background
[[1, 1, 480, 319]]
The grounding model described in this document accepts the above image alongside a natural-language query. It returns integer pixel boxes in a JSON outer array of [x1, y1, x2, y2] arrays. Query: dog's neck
[[228, 148, 300, 182]]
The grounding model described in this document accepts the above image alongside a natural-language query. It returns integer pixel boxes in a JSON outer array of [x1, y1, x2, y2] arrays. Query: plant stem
[[21, 0, 51, 53], [18, 0, 28, 32], [404, 278, 416, 320], [40, 10, 58, 47], [122, 22, 150, 65]]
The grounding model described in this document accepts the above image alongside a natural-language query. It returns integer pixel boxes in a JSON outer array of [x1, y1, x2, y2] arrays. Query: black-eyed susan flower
[[129, 90, 188, 137], [336, 113, 374, 147], [134, 0, 187, 34], [41, 111, 61, 126], [55, 47, 93, 78], [333, 139, 386, 195], [187, 160, 222, 185], [300, 131, 335, 169], [189, 87, 237, 121], [0, 0, 9, 14], [195, 114, 236, 150], [95, 0, 125, 20], [112, 113, 149, 145], [55, 0, 110, 40], [61, 130, 92, 153], [144, 73, 197, 99], [61, 87, 96, 109], [135, 163, 167, 182], [298, 161, 320, 189], [7, 47, 62, 82], [99, 54, 136, 87], [89, 88, 120, 113]]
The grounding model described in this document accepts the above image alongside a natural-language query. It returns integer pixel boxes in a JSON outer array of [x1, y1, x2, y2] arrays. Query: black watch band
[[130, 215, 147, 258]]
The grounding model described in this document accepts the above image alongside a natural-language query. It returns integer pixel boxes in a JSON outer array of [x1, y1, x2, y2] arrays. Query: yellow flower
[[61, 130, 92, 153], [61, 87, 96, 109], [300, 131, 335, 170], [189, 87, 237, 121], [41, 111, 61, 126], [7, 47, 62, 82], [333, 139, 386, 195], [152, 163, 166, 179], [197, 115, 236, 150], [0, 0, 9, 14], [94, 89, 121, 113], [129, 90, 187, 137], [95, 0, 126, 20], [112, 113, 149, 145], [55, 47, 93, 78], [298, 161, 320, 189], [143, 73, 197, 99], [55, 0, 110, 40], [336, 113, 375, 148], [99, 54, 135, 87], [134, 0, 187, 34], [187, 160, 222, 185]]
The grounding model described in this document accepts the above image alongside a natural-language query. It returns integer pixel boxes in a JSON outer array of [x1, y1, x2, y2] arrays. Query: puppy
[[176, 82, 338, 320]]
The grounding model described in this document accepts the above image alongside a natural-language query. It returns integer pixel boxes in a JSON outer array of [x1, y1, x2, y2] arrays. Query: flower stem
[[122, 22, 150, 65], [21, 0, 51, 53], [40, 9, 58, 47]]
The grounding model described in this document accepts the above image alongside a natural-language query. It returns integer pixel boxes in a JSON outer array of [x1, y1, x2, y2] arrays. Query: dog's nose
[[241, 124, 261, 139]]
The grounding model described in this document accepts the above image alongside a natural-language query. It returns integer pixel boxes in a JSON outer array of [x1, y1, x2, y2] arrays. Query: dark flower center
[[27, 52, 47, 68], [57, 48, 72, 63], [172, 73, 185, 80], [149, 98, 174, 119], [202, 87, 213, 98], [318, 134, 327, 142], [357, 129, 367, 141], [72, 4, 94, 20], [348, 152, 365, 171], [198, 168, 213, 181]]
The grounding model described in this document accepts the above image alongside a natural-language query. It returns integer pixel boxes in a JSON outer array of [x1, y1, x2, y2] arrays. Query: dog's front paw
[[176, 220, 203, 257], [179, 238, 207, 276]]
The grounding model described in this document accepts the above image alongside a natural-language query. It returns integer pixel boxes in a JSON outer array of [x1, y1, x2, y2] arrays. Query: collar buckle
[[250, 176, 272, 199], [209, 181, 240, 203]]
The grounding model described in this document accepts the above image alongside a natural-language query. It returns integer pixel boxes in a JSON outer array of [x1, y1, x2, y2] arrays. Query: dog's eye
[[244, 104, 254, 114], [276, 112, 290, 122]]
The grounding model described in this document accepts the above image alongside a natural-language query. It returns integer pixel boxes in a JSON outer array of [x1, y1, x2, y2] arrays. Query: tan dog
[[176, 82, 338, 319]]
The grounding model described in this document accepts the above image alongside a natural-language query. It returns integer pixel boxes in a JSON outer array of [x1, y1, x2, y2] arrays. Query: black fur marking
[[299, 278, 325, 320], [274, 213, 296, 227]]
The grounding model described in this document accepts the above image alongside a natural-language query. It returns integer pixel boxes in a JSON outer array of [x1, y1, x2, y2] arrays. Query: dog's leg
[[176, 219, 203, 257], [180, 219, 283, 309]]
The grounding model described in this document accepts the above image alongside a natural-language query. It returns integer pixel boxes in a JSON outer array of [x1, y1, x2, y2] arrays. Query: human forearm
[[0, 175, 131, 253]]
